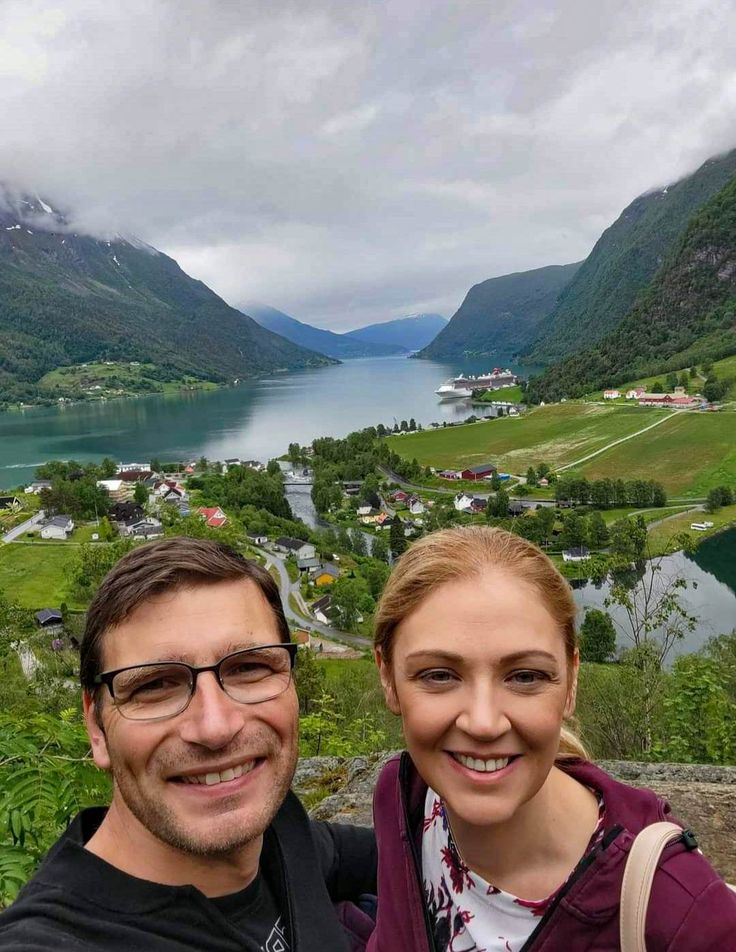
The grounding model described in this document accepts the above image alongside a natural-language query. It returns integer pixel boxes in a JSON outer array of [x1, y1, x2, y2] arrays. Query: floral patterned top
[[421, 787, 606, 952]]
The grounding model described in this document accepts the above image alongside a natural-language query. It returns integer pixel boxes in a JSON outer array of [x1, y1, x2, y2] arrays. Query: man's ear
[[564, 649, 580, 720], [83, 690, 112, 771], [374, 648, 401, 716]]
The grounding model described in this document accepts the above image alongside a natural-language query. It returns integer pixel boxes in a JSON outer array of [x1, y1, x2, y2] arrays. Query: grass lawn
[[473, 384, 524, 403], [38, 362, 218, 398], [0, 544, 83, 609], [573, 410, 736, 496], [386, 404, 668, 473], [646, 503, 736, 554]]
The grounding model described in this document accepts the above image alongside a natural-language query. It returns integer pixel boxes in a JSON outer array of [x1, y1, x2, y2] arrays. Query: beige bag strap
[[620, 822, 685, 952], [620, 822, 736, 952]]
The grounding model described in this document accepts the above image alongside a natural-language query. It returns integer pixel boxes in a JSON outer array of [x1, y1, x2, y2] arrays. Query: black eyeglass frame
[[93, 642, 298, 720]]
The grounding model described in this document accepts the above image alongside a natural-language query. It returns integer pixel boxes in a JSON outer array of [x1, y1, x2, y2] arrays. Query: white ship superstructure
[[435, 367, 517, 400]]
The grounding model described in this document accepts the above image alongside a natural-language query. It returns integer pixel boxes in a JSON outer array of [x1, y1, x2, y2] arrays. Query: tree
[[331, 577, 365, 630], [389, 519, 407, 557], [133, 482, 148, 506], [535, 506, 556, 546], [408, 418, 417, 432], [525, 467, 538, 488], [559, 511, 586, 550], [350, 529, 367, 556], [665, 371, 678, 392], [689, 365, 698, 379], [587, 511, 610, 548], [488, 489, 510, 519], [371, 535, 389, 563], [651, 380, 664, 393], [579, 609, 616, 662], [266, 459, 281, 477], [610, 516, 647, 560]]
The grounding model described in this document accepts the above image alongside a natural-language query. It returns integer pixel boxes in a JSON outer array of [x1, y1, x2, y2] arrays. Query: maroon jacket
[[367, 753, 736, 951]]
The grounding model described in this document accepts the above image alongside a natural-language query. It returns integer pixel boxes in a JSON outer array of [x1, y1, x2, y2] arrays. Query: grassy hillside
[[525, 148, 736, 364], [386, 403, 667, 472], [418, 262, 581, 360], [528, 172, 736, 402], [573, 411, 736, 496], [0, 193, 334, 407]]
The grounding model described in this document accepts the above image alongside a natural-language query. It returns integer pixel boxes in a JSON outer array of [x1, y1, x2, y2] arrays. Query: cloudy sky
[[2, 0, 736, 330]]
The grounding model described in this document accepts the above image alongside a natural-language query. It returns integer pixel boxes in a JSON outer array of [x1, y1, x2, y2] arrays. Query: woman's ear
[[83, 690, 112, 771], [374, 648, 401, 715], [564, 649, 580, 719]]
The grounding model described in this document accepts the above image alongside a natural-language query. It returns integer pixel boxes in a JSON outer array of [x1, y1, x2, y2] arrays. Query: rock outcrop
[[294, 755, 736, 882]]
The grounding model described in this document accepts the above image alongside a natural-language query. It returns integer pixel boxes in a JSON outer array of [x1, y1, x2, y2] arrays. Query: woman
[[368, 525, 735, 951]]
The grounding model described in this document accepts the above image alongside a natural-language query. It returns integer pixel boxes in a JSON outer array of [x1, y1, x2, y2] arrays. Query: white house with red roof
[[198, 506, 228, 528]]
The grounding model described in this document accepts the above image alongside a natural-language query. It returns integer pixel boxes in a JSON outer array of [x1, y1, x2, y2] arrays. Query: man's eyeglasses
[[93, 643, 298, 721]]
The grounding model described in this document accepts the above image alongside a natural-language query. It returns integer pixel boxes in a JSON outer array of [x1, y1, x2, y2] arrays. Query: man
[[0, 538, 376, 951]]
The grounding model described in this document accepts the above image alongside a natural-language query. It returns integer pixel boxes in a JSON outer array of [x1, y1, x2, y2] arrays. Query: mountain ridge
[[0, 190, 334, 406], [242, 303, 405, 358], [344, 313, 447, 351], [527, 172, 736, 401], [523, 148, 736, 364], [418, 262, 581, 360]]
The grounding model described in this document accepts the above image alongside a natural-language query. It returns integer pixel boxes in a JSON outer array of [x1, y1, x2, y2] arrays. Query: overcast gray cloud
[[2, 0, 736, 328]]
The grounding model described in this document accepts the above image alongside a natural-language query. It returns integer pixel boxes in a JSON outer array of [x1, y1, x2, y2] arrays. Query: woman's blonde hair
[[374, 525, 588, 760]]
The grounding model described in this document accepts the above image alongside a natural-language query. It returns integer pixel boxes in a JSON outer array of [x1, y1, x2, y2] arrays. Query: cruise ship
[[435, 367, 517, 400]]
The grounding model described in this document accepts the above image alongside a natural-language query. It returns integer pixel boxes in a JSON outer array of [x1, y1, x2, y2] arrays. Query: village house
[[460, 463, 498, 481], [438, 469, 461, 480], [469, 497, 487, 514], [626, 388, 646, 400], [638, 392, 701, 409], [389, 490, 409, 505], [242, 459, 265, 472], [359, 507, 384, 524], [124, 518, 164, 540], [603, 389, 621, 400], [562, 546, 591, 562], [117, 462, 150, 473], [109, 501, 144, 525], [297, 556, 322, 573], [35, 608, 64, 630], [247, 532, 268, 545], [408, 496, 426, 515], [454, 492, 475, 512], [311, 594, 332, 624], [274, 537, 316, 560], [24, 479, 52, 494], [96, 478, 131, 502], [115, 469, 154, 485], [291, 628, 311, 647], [40, 515, 74, 540], [198, 506, 228, 529], [312, 564, 340, 586]]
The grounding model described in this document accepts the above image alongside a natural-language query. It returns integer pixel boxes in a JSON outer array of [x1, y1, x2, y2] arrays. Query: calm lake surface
[[572, 528, 736, 659], [0, 355, 527, 487]]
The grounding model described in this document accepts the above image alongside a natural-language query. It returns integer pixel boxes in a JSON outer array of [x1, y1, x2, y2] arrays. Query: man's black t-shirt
[[0, 796, 376, 951], [211, 871, 289, 952]]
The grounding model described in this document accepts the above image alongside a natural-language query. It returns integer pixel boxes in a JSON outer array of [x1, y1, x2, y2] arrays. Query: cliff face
[[295, 755, 736, 882]]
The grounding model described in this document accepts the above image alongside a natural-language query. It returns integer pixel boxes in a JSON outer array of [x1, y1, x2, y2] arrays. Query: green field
[[387, 404, 668, 473], [0, 544, 82, 609], [574, 411, 736, 496], [647, 503, 736, 553], [38, 362, 217, 399], [474, 385, 524, 403]]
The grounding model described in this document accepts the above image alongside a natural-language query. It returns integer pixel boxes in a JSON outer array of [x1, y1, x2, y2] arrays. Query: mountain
[[243, 303, 406, 358], [0, 189, 335, 405], [524, 148, 736, 364], [417, 263, 581, 361], [344, 313, 447, 351], [527, 172, 736, 402]]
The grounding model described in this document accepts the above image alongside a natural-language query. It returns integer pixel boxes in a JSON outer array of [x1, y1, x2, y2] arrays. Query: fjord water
[[0, 356, 526, 486], [1, 354, 734, 640]]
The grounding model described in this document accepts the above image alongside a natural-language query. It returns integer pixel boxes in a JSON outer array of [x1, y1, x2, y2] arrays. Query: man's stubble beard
[[108, 730, 299, 858]]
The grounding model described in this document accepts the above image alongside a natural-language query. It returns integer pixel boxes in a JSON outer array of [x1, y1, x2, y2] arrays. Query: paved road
[[256, 546, 371, 650], [2, 510, 44, 543]]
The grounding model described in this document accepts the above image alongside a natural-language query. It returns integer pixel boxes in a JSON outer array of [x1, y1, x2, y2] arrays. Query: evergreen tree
[[371, 535, 389, 563], [587, 510, 610, 548], [389, 519, 407, 557], [579, 609, 617, 663]]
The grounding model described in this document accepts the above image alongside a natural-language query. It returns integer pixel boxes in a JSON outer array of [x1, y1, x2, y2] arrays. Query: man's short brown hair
[[80, 537, 290, 691]]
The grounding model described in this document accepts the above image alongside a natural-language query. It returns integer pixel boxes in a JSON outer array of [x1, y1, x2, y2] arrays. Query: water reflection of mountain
[[687, 528, 736, 596]]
